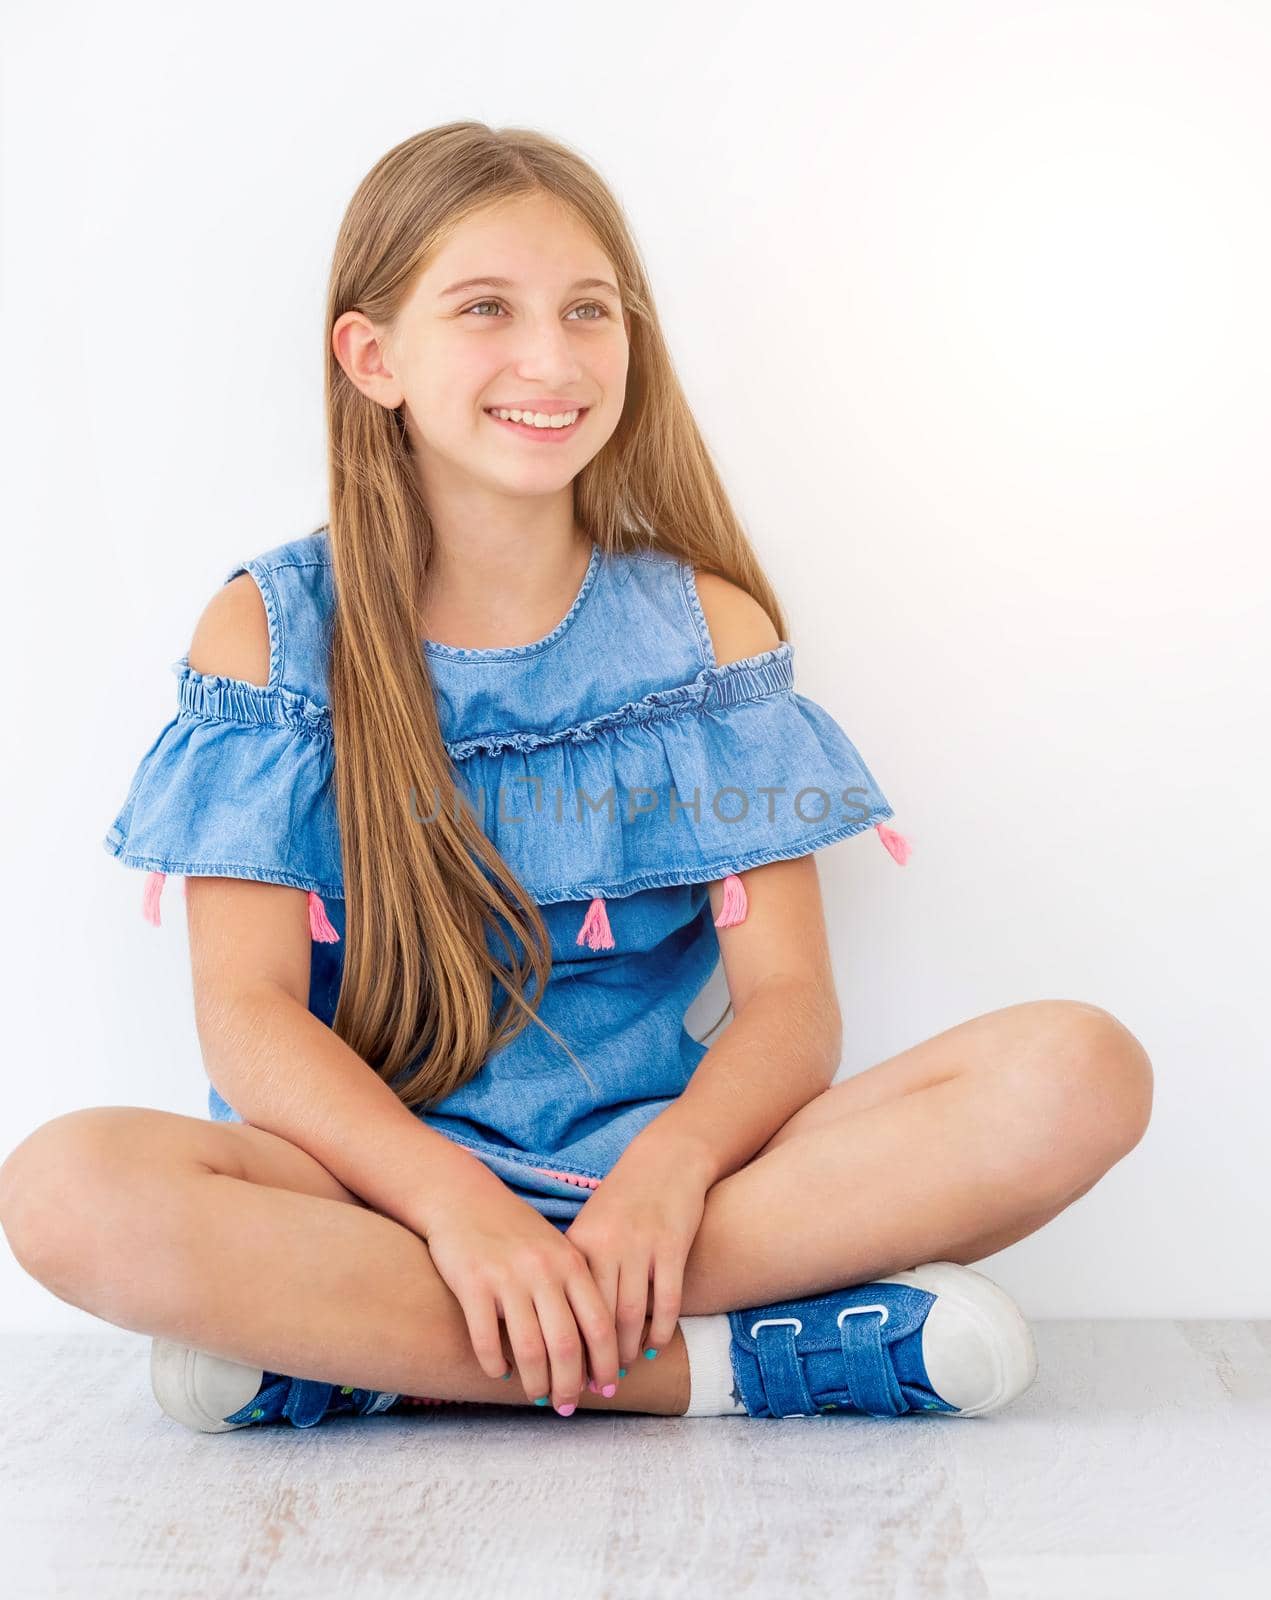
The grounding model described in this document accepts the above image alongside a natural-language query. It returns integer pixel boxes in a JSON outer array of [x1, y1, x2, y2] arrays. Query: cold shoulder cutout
[[186, 571, 273, 686], [689, 569, 781, 668], [102, 534, 343, 936]]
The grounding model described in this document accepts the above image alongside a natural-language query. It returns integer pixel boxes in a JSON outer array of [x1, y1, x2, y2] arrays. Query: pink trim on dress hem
[[531, 1166, 602, 1189]]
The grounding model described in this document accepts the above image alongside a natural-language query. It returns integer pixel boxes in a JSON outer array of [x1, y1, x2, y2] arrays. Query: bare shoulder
[[186, 572, 272, 686], [691, 569, 781, 667]]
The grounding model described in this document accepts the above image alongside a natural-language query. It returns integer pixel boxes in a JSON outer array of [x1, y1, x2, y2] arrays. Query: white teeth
[[487, 408, 581, 429]]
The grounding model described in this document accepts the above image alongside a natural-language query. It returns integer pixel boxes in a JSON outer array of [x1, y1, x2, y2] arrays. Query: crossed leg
[[677, 997, 1153, 1314], [0, 997, 1151, 1417]]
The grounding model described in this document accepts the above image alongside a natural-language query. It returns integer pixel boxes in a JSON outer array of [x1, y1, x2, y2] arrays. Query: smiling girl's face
[[376, 191, 631, 499]]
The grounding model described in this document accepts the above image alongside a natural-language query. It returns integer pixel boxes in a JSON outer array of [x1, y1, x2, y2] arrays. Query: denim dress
[[103, 529, 908, 1229]]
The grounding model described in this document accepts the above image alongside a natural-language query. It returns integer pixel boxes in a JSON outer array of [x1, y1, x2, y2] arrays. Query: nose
[[507, 317, 587, 385]]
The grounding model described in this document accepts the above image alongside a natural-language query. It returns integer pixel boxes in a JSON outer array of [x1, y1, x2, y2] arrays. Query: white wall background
[[2, 0, 1267, 1330]]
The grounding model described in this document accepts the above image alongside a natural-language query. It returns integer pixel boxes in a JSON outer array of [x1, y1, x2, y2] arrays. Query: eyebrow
[[437, 275, 621, 300]]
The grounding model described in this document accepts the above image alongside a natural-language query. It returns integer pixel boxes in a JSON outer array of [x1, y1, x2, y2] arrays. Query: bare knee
[[1051, 1000, 1153, 1151], [0, 1108, 157, 1288], [997, 999, 1154, 1196]]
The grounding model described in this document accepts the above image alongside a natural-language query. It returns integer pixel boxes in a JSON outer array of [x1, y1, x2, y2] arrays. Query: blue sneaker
[[149, 1336, 402, 1433], [726, 1261, 1038, 1418]]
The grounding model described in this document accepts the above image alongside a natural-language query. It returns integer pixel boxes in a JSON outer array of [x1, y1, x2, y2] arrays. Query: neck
[[417, 525, 594, 651]]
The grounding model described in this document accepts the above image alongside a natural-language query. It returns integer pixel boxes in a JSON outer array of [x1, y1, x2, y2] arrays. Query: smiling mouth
[[484, 407, 589, 439]]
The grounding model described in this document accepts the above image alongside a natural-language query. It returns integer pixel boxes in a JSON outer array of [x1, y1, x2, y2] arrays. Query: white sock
[[678, 1313, 748, 1416]]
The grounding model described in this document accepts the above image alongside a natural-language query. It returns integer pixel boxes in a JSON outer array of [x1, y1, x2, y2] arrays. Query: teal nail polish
[[644, 1348, 658, 1360], [618, 1367, 627, 1378], [500, 1372, 512, 1381], [534, 1395, 550, 1406]]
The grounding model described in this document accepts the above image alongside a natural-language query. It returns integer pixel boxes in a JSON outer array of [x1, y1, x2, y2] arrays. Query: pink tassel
[[876, 823, 911, 865], [714, 872, 749, 928], [142, 870, 166, 926], [307, 889, 341, 943], [576, 896, 615, 950]]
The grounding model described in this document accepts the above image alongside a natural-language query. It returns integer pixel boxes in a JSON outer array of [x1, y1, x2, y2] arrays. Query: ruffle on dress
[[102, 658, 343, 939], [437, 643, 910, 946], [104, 643, 910, 947]]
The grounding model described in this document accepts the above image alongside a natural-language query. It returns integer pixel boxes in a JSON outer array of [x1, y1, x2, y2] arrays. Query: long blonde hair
[[323, 121, 790, 1110]]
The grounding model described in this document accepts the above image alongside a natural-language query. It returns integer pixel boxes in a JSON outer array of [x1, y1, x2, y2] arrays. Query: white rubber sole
[[874, 1261, 1039, 1416], [150, 1337, 268, 1434]]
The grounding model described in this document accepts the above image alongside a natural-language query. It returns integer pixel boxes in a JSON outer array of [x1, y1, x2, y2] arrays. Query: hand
[[563, 1131, 714, 1375], [421, 1172, 621, 1414]]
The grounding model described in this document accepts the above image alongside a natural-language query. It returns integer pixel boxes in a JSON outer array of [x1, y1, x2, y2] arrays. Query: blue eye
[[463, 299, 610, 321]]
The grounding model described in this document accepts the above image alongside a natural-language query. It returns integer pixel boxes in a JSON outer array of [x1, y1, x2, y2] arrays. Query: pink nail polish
[[556, 1402, 577, 1417], [602, 1383, 617, 1398]]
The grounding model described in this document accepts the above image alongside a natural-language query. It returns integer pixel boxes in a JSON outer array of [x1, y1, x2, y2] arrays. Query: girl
[[0, 123, 1152, 1431]]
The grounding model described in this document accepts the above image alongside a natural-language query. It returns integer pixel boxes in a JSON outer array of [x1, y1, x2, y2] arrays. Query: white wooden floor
[[2, 1322, 1269, 1599]]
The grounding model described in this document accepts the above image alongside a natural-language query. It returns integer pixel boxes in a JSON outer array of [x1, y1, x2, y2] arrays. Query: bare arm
[[181, 575, 506, 1235], [632, 856, 842, 1186], [190, 935, 503, 1233], [629, 572, 843, 1184]]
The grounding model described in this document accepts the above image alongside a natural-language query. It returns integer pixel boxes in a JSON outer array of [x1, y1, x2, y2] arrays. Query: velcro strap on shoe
[[753, 1319, 818, 1417], [283, 1379, 337, 1428], [839, 1307, 904, 1415]]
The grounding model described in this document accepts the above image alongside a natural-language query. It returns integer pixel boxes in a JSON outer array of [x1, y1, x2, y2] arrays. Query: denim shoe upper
[[221, 1372, 401, 1429], [727, 1280, 962, 1418]]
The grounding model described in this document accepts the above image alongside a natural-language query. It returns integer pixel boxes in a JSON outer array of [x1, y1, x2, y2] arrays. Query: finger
[[646, 1249, 685, 1359], [574, 1249, 619, 1392], [501, 1290, 551, 1407], [614, 1255, 652, 1370], [532, 1283, 586, 1414], [562, 1257, 621, 1396], [462, 1286, 513, 1382]]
